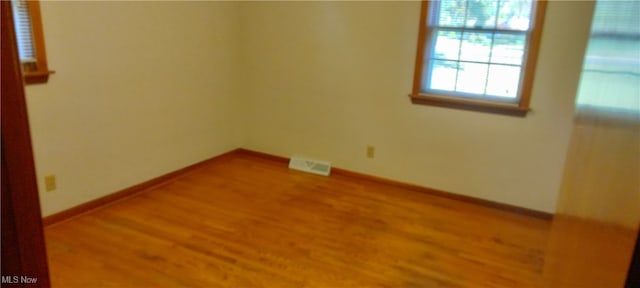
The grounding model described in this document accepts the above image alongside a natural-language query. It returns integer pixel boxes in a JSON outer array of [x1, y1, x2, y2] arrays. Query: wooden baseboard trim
[[43, 148, 241, 226], [236, 148, 553, 220], [235, 148, 290, 164], [45, 148, 552, 226], [331, 168, 553, 220]]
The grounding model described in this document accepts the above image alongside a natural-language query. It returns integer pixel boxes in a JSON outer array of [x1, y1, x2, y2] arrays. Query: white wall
[[238, 1, 594, 213], [27, 1, 595, 216], [25, 1, 243, 216]]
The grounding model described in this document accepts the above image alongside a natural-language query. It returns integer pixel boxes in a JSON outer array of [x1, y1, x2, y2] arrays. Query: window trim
[[409, 0, 547, 117], [12, 0, 52, 84]]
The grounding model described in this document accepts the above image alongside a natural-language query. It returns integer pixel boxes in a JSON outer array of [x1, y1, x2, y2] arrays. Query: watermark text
[[1, 276, 38, 284]]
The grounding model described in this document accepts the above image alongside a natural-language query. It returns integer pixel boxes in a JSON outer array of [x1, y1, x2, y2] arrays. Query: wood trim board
[[236, 149, 553, 220], [43, 149, 241, 226], [44, 148, 552, 226], [2, 2, 51, 284]]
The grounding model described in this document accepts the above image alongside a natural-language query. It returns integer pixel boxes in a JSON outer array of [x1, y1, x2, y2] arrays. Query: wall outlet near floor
[[45, 175, 57, 192], [366, 145, 375, 158]]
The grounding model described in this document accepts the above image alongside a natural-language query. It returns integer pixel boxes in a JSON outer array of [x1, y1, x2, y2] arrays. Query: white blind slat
[[576, 0, 640, 113], [591, 1, 640, 37], [11, 0, 36, 63]]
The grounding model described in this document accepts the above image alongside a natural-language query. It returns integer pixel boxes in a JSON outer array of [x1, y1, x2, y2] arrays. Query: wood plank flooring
[[540, 215, 636, 288], [44, 152, 633, 287]]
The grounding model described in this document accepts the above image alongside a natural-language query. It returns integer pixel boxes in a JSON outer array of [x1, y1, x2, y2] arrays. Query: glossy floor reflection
[[540, 215, 637, 288], [44, 152, 638, 287]]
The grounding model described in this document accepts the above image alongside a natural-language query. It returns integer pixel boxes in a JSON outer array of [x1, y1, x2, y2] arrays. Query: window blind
[[575, 0, 640, 113], [591, 1, 640, 38], [11, 0, 36, 63]]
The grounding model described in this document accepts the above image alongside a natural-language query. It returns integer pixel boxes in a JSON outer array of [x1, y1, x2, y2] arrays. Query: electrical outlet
[[366, 146, 375, 158], [45, 175, 56, 192]]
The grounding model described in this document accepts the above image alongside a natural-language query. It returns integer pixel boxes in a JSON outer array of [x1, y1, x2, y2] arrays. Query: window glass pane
[[436, 0, 466, 27], [460, 32, 492, 62], [434, 30, 461, 61], [497, 0, 533, 31], [577, 38, 640, 111], [428, 60, 458, 91], [486, 64, 520, 98], [465, 0, 498, 29], [456, 62, 488, 94], [434, 0, 535, 30], [436, 0, 502, 29], [490, 33, 526, 65], [576, 1, 640, 112], [485, 1, 499, 29]]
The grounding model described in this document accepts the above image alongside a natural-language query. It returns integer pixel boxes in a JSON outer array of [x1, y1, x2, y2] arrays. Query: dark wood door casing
[[1, 1, 51, 286]]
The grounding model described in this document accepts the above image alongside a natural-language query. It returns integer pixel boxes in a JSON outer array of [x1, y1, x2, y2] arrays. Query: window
[[10, 0, 51, 84], [575, 0, 639, 115], [410, 0, 547, 116]]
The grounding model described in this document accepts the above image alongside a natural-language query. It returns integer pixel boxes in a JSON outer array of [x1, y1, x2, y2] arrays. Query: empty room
[[2, 0, 639, 287]]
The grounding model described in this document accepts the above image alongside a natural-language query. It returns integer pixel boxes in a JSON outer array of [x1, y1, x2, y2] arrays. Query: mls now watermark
[[1, 276, 38, 284]]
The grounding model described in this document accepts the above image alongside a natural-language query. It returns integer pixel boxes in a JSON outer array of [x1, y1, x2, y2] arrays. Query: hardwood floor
[[540, 215, 636, 288], [44, 151, 633, 287]]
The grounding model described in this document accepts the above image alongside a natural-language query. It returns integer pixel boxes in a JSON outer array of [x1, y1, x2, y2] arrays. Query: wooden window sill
[[409, 94, 530, 117], [24, 70, 54, 85]]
